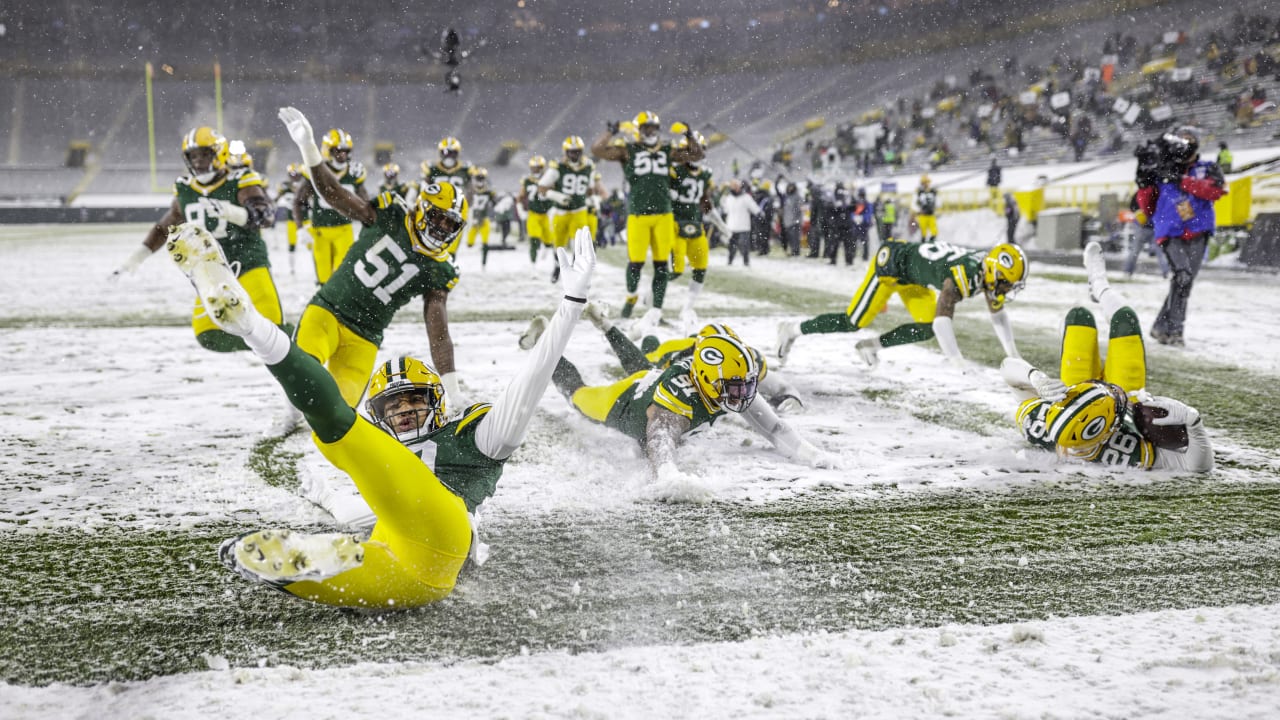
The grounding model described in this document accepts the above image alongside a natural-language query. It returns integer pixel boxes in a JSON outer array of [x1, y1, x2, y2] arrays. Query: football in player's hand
[[1134, 403, 1189, 450]]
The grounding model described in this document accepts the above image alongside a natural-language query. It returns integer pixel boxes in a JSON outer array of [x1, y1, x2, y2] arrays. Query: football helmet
[[438, 136, 462, 167], [320, 129, 354, 171], [562, 136, 586, 165], [365, 356, 448, 443], [286, 163, 302, 180], [691, 333, 760, 413], [383, 163, 400, 182], [919, 174, 932, 188], [225, 139, 253, 170], [409, 181, 468, 257], [697, 322, 739, 340], [528, 154, 547, 176], [469, 166, 489, 190], [677, 131, 708, 166], [1044, 380, 1127, 457], [181, 127, 229, 184], [633, 111, 661, 145], [982, 242, 1028, 306]]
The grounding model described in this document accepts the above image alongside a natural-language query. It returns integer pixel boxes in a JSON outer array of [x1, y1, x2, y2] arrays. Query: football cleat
[[167, 222, 229, 279], [678, 307, 700, 336], [855, 337, 881, 368], [776, 320, 801, 365], [190, 261, 256, 336], [220, 529, 364, 588], [1082, 241, 1109, 303], [518, 315, 549, 350]]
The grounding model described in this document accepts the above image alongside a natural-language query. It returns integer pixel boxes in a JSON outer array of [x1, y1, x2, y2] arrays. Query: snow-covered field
[[1, 217, 1278, 719]]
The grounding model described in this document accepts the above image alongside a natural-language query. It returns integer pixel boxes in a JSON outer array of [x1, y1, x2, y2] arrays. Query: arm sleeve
[[931, 316, 964, 363], [1151, 417, 1214, 473], [645, 408, 690, 471], [473, 298, 585, 459], [741, 400, 806, 458], [989, 308, 1020, 358]]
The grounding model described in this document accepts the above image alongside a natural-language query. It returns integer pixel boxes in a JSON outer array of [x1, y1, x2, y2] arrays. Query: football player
[[279, 106, 467, 410], [225, 139, 254, 171], [1000, 242, 1212, 472], [273, 163, 305, 275], [539, 136, 605, 282], [668, 130, 714, 330], [293, 127, 368, 284], [550, 328, 833, 487], [517, 155, 553, 265], [378, 162, 416, 200], [912, 174, 939, 242], [421, 136, 473, 197], [109, 127, 297, 434], [776, 240, 1026, 372], [460, 166, 501, 267], [591, 111, 705, 331], [169, 221, 596, 608]]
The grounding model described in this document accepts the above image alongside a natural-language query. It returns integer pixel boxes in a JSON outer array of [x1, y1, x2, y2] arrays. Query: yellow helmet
[[982, 242, 1029, 307], [469, 166, 489, 189], [365, 356, 448, 442], [633, 111, 661, 144], [320, 129, 354, 166], [409, 181, 468, 257], [382, 162, 400, 181], [181, 127, 229, 181], [1044, 381, 1127, 457], [438, 136, 462, 160], [697, 323, 739, 340], [677, 131, 707, 151], [528, 154, 547, 175], [691, 333, 761, 413], [919, 174, 932, 188], [286, 163, 303, 179], [562, 135, 586, 164]]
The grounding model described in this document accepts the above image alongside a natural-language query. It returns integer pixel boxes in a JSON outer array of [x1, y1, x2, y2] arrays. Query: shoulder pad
[[548, 160, 560, 170], [454, 403, 493, 433]]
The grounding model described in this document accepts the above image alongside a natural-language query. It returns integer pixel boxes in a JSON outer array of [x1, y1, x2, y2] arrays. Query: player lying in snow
[[166, 221, 596, 609], [547, 323, 837, 487], [1000, 242, 1212, 472]]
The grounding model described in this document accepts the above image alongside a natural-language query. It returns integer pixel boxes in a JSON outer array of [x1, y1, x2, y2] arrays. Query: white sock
[[243, 313, 291, 366], [683, 281, 704, 314]]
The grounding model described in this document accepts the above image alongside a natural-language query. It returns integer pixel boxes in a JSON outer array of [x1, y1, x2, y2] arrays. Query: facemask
[[442, 157, 457, 168]]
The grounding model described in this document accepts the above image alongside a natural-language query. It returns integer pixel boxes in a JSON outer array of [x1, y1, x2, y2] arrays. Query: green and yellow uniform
[[566, 357, 723, 441], [461, 188, 497, 252], [523, 174, 554, 255], [423, 162, 472, 195], [670, 163, 713, 277], [1016, 401, 1155, 469], [378, 180, 417, 200], [915, 186, 938, 240], [544, 159, 596, 248], [296, 191, 460, 404], [305, 162, 367, 283], [798, 240, 985, 349], [175, 168, 283, 343], [274, 177, 302, 253], [621, 140, 677, 264]]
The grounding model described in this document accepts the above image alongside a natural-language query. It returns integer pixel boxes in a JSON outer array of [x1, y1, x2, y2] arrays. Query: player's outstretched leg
[[219, 529, 364, 588]]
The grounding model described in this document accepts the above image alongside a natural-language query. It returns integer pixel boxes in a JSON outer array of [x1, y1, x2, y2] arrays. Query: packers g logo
[[876, 247, 891, 267], [997, 251, 1015, 269], [698, 346, 725, 367], [1081, 416, 1108, 440], [423, 182, 442, 196], [683, 223, 698, 235]]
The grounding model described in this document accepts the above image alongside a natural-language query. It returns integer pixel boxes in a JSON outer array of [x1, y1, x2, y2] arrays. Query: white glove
[[277, 106, 322, 167], [1144, 396, 1200, 426], [1029, 369, 1068, 402], [795, 440, 840, 469], [556, 226, 597, 300], [855, 337, 880, 368], [199, 197, 249, 226], [109, 245, 154, 280], [543, 189, 571, 206], [771, 395, 804, 415]]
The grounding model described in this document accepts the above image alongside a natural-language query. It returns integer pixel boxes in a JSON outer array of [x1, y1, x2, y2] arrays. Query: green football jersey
[[1016, 399, 1156, 469], [670, 164, 712, 234], [424, 162, 472, 195], [548, 160, 595, 211], [605, 358, 721, 441], [874, 240, 984, 299], [622, 141, 675, 216], [378, 180, 416, 200], [312, 192, 459, 346], [470, 189, 496, 222], [405, 403, 504, 512], [916, 188, 938, 215], [173, 168, 270, 272], [307, 163, 367, 227], [523, 175, 553, 214]]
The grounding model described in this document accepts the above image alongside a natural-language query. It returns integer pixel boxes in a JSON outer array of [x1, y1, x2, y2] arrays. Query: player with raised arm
[[1000, 242, 1212, 472], [777, 240, 1027, 372], [292, 127, 368, 284], [278, 106, 467, 410], [591, 111, 705, 332], [168, 221, 595, 609]]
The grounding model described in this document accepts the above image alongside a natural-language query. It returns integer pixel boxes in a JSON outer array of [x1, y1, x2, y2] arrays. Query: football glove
[[1143, 396, 1200, 427], [199, 197, 250, 227], [768, 394, 804, 415], [1029, 369, 1068, 402], [556, 226, 597, 301], [277, 106, 322, 167]]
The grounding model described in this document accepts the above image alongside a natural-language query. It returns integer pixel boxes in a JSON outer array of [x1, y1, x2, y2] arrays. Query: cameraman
[[1134, 127, 1226, 347]]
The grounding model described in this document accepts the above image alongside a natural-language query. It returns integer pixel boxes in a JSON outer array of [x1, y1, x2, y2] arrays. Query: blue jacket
[[1153, 160, 1220, 241]]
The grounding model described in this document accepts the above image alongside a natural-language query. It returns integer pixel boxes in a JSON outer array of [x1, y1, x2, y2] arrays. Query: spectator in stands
[[986, 158, 1002, 204], [1146, 128, 1228, 346], [1003, 193, 1020, 245], [1217, 142, 1233, 173]]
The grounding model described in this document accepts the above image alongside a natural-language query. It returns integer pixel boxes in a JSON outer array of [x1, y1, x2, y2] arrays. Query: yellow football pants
[[627, 212, 675, 263], [310, 223, 356, 284], [552, 208, 590, 248], [1059, 307, 1147, 394], [527, 211, 552, 247], [285, 219, 298, 250], [917, 214, 938, 239], [283, 417, 472, 609], [844, 265, 937, 329], [672, 229, 709, 275], [571, 371, 649, 422], [465, 219, 491, 248], [192, 266, 283, 337], [294, 304, 381, 407]]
